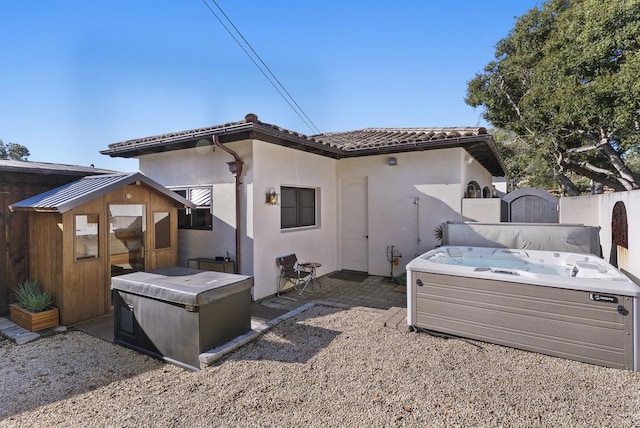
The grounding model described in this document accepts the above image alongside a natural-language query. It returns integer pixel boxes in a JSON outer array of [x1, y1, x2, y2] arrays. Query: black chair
[[276, 254, 312, 297]]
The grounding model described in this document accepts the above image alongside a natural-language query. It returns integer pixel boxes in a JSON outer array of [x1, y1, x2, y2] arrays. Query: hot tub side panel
[[411, 272, 635, 370]]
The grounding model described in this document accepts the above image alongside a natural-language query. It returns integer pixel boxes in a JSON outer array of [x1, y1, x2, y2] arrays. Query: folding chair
[[276, 254, 313, 297]]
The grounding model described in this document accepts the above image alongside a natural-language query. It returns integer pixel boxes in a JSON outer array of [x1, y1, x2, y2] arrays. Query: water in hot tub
[[430, 254, 572, 276]]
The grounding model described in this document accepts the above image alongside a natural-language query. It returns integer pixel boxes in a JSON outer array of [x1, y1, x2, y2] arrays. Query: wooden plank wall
[[0, 172, 83, 316], [28, 212, 63, 307], [61, 197, 107, 325], [53, 183, 179, 325]]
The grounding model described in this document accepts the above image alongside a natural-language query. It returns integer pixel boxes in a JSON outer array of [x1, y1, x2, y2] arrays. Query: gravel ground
[[1, 304, 640, 427]]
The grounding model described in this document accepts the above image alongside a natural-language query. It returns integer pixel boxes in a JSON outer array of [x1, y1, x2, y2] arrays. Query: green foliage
[[0, 139, 30, 160], [492, 128, 556, 189], [434, 224, 444, 243], [14, 279, 53, 313], [467, 0, 640, 193]]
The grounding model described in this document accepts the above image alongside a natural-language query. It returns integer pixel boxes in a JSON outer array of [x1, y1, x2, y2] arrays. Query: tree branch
[[560, 158, 626, 191]]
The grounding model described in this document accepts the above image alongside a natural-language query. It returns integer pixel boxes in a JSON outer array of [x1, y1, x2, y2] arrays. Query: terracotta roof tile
[[101, 114, 503, 175], [313, 127, 487, 151]]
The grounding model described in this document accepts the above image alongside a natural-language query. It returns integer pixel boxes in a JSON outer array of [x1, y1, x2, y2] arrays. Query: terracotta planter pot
[[9, 304, 59, 332]]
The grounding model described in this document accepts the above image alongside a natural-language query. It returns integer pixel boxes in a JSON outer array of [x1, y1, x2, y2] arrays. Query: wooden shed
[[10, 172, 194, 325], [0, 160, 113, 317]]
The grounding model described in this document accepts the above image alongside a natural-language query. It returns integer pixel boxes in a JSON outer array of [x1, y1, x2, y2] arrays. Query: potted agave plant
[[9, 279, 59, 332]]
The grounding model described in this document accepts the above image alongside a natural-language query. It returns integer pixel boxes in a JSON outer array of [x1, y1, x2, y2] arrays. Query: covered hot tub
[[112, 267, 253, 370], [406, 246, 640, 371]]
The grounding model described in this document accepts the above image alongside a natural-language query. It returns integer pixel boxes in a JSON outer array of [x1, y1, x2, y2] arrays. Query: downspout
[[213, 134, 244, 273]]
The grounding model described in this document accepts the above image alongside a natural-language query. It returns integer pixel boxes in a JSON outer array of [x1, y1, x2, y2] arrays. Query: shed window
[[75, 214, 99, 260], [281, 186, 317, 229], [154, 212, 171, 249], [171, 186, 212, 230]]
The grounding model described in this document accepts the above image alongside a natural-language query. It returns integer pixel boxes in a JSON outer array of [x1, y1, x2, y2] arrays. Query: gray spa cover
[[442, 222, 601, 255], [111, 267, 253, 306]]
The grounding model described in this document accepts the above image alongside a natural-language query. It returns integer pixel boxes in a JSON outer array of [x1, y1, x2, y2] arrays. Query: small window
[[171, 186, 212, 230], [281, 186, 317, 229], [154, 212, 171, 249], [482, 186, 492, 198], [75, 214, 99, 260]]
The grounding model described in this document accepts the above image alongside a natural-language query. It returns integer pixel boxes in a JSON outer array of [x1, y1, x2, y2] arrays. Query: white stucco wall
[[139, 140, 254, 276], [461, 150, 495, 196], [336, 148, 491, 277], [560, 190, 640, 281], [251, 141, 337, 299], [138, 141, 496, 298], [462, 198, 503, 222]]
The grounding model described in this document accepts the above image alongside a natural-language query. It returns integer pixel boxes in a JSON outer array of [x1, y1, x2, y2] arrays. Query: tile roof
[[314, 127, 489, 152], [101, 114, 505, 176], [10, 172, 194, 213]]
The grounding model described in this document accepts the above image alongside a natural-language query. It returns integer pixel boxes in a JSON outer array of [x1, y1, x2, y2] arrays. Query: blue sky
[[0, 1, 540, 172]]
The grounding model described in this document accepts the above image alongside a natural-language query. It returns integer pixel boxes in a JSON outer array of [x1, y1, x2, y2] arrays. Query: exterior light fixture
[[388, 157, 397, 166], [266, 187, 278, 205]]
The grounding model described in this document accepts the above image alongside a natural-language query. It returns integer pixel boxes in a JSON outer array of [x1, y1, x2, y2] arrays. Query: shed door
[[109, 204, 146, 276], [341, 177, 368, 272]]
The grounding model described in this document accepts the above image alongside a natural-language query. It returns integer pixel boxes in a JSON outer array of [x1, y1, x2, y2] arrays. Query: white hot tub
[[406, 246, 640, 371]]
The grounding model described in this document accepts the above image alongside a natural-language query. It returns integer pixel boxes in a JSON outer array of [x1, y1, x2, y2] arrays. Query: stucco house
[[101, 113, 506, 300]]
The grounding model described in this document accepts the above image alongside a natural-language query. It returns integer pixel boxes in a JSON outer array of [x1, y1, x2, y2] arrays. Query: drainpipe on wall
[[213, 134, 244, 273]]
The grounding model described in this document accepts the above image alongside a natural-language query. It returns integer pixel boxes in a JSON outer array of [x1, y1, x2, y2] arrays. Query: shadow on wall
[[177, 219, 254, 275], [413, 193, 465, 256]]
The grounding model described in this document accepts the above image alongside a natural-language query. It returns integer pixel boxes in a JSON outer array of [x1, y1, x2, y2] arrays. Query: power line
[[199, 0, 322, 135]]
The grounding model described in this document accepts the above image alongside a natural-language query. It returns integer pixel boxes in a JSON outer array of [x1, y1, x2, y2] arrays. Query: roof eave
[[100, 122, 344, 159], [338, 135, 506, 176]]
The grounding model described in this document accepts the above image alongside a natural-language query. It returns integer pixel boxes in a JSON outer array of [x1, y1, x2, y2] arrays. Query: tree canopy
[[0, 139, 30, 161], [466, 0, 640, 194]]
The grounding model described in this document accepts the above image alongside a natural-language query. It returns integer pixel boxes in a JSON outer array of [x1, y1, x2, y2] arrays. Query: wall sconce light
[[387, 157, 397, 166], [266, 187, 279, 205]]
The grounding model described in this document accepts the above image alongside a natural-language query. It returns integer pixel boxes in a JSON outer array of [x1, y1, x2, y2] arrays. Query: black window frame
[[171, 186, 213, 230], [280, 186, 317, 229]]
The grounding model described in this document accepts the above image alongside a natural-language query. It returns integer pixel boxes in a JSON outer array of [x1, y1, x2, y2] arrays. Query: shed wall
[[29, 183, 181, 325], [0, 172, 82, 316]]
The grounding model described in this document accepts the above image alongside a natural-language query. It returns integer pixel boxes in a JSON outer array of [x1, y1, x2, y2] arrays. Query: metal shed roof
[[9, 172, 195, 213], [0, 159, 115, 176]]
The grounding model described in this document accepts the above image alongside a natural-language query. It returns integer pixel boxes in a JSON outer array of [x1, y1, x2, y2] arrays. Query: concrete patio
[[259, 272, 407, 313]]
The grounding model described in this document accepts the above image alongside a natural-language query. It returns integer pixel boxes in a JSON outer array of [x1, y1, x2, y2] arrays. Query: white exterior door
[[341, 177, 368, 272]]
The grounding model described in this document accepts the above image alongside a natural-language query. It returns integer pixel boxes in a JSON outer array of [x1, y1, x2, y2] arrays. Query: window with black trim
[[281, 186, 316, 229], [171, 186, 212, 230]]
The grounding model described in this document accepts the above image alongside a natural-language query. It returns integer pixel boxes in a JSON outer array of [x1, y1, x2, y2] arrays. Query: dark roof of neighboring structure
[[101, 114, 506, 176], [0, 159, 115, 176], [9, 172, 195, 213]]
